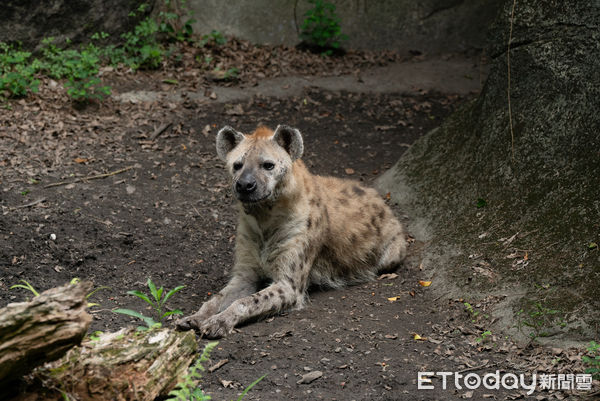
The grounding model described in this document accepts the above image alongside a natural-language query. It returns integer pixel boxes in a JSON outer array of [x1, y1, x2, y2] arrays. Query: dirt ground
[[0, 48, 596, 400]]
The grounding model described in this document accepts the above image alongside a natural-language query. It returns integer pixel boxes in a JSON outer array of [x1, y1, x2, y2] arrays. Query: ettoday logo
[[417, 371, 594, 395]]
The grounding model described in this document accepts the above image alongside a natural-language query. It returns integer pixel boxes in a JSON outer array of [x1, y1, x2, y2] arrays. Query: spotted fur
[[177, 125, 407, 338]]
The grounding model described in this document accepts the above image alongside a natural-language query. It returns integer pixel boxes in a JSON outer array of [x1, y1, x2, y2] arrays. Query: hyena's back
[[297, 167, 407, 289]]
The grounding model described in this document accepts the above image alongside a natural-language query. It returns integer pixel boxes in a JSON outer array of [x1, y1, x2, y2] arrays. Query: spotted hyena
[[177, 124, 407, 337]]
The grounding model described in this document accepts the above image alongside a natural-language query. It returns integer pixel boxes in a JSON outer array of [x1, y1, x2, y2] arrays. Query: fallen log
[[0, 281, 92, 385], [33, 327, 198, 401]]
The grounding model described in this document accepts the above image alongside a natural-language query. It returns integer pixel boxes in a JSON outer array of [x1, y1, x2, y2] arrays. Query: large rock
[[1, 1, 502, 54], [0, 0, 148, 49], [190, 0, 502, 53], [377, 0, 600, 344]]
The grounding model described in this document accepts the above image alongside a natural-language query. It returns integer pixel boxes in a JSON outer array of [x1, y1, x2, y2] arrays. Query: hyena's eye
[[233, 162, 243, 171], [262, 162, 275, 171]]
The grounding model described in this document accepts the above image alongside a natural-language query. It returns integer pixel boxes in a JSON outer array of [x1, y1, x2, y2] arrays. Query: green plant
[[65, 51, 110, 102], [167, 341, 218, 401], [168, 341, 266, 401], [224, 67, 239, 79], [114, 278, 185, 330], [516, 301, 561, 341], [88, 330, 104, 342], [69, 277, 110, 307], [38, 38, 111, 103], [236, 374, 267, 401], [583, 341, 600, 380], [10, 279, 40, 297], [11, 278, 108, 306], [1, 1, 193, 104], [464, 302, 480, 322], [0, 43, 39, 97], [119, 17, 164, 69], [39, 37, 75, 79], [476, 330, 492, 343], [197, 30, 227, 48], [158, 0, 196, 42], [300, 0, 348, 55]]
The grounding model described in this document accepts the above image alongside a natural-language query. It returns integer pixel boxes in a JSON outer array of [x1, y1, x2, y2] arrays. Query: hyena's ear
[[272, 125, 304, 161], [216, 126, 245, 161]]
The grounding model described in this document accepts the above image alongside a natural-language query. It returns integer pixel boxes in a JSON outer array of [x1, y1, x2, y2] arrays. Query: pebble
[[297, 370, 323, 384]]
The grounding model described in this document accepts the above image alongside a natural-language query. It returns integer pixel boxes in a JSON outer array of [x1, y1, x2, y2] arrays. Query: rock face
[[1, 0, 502, 54], [0, 0, 148, 49], [189, 0, 502, 53], [377, 0, 600, 343]]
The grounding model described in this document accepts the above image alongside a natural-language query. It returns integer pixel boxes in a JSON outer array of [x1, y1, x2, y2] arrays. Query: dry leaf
[[378, 273, 399, 280], [74, 157, 88, 164], [413, 333, 426, 341], [419, 280, 432, 287], [225, 104, 244, 115], [220, 379, 233, 388], [387, 296, 401, 302]]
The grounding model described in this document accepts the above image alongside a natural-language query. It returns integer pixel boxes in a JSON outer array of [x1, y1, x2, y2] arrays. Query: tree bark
[[0, 281, 92, 385], [34, 328, 198, 401]]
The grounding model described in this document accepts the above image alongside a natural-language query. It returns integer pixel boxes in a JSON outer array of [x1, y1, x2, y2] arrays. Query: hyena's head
[[216, 125, 303, 204]]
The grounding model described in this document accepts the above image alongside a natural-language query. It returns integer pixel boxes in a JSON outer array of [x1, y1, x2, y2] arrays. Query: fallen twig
[[150, 122, 172, 141], [208, 358, 229, 373], [457, 361, 498, 374], [10, 198, 47, 210], [44, 166, 134, 188]]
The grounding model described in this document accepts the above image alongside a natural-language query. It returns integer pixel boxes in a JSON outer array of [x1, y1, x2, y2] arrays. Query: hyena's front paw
[[197, 314, 235, 339], [176, 314, 204, 331]]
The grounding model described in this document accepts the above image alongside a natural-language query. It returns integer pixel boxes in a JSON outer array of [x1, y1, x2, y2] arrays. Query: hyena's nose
[[236, 175, 257, 194]]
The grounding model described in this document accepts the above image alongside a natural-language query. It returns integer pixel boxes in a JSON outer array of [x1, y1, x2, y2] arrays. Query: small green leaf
[[164, 285, 185, 302], [237, 374, 267, 401], [162, 309, 184, 319], [113, 308, 157, 327], [147, 278, 159, 301], [10, 280, 40, 297], [127, 290, 153, 306]]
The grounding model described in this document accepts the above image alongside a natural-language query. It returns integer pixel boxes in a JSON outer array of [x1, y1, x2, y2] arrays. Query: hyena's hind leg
[[176, 271, 258, 331]]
